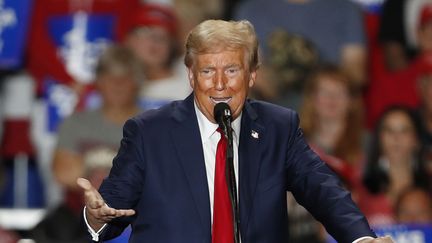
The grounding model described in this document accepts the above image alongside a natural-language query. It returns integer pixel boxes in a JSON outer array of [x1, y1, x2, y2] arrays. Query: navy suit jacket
[[98, 94, 375, 243]]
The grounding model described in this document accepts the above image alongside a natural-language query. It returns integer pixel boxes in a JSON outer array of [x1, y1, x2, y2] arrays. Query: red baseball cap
[[420, 4, 432, 27], [117, 3, 177, 40]]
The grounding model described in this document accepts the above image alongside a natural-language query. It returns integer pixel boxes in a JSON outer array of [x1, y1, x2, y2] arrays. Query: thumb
[[77, 177, 93, 191], [382, 236, 393, 241], [377, 236, 394, 242], [77, 177, 105, 208]]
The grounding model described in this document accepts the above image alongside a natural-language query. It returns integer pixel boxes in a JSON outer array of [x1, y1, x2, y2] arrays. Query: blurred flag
[[0, 0, 33, 69]]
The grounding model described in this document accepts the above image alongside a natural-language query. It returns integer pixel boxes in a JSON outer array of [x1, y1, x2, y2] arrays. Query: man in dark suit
[[78, 20, 393, 243]]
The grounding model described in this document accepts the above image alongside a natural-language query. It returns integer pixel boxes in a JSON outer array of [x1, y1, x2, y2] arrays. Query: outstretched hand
[[359, 236, 394, 243], [77, 178, 136, 231]]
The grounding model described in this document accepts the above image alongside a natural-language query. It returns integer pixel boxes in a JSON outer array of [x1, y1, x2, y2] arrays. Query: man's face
[[188, 49, 256, 123]]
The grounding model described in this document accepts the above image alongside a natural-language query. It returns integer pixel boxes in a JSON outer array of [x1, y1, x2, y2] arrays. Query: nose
[[214, 71, 226, 91]]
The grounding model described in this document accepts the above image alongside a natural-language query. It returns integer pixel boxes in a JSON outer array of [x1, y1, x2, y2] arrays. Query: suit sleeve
[[285, 113, 375, 243], [97, 118, 147, 240]]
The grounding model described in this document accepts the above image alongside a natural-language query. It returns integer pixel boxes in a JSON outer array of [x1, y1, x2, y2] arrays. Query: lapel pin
[[251, 130, 259, 139]]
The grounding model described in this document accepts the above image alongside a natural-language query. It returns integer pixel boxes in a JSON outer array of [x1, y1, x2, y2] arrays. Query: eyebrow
[[199, 66, 215, 70], [199, 63, 242, 69], [225, 64, 242, 69]]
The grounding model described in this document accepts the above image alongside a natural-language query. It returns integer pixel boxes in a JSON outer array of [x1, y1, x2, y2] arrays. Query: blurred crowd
[[0, 0, 432, 242]]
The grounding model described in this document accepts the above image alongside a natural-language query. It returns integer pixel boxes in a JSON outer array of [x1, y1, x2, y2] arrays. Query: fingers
[[99, 205, 135, 218], [100, 204, 116, 216], [88, 198, 105, 209], [370, 236, 394, 243], [379, 236, 394, 243], [88, 204, 136, 223], [359, 236, 394, 243], [116, 209, 136, 217]]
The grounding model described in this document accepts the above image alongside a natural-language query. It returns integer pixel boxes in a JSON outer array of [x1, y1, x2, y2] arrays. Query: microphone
[[213, 102, 240, 243], [213, 102, 232, 136]]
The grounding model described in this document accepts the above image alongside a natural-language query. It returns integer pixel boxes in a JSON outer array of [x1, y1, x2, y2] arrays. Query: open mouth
[[210, 96, 232, 104]]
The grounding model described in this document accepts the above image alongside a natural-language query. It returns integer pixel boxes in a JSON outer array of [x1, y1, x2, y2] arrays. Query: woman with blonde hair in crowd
[[41, 44, 143, 242]]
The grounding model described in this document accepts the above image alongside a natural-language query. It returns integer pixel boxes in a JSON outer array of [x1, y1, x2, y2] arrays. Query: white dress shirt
[[194, 102, 241, 222], [85, 101, 373, 242]]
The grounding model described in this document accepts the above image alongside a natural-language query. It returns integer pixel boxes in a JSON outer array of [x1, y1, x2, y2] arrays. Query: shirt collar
[[194, 100, 242, 142]]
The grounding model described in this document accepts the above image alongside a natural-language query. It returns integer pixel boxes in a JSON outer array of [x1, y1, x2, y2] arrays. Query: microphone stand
[[221, 121, 240, 243]]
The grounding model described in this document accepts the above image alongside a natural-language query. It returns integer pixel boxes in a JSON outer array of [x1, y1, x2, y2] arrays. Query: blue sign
[[374, 224, 432, 243], [47, 12, 115, 83], [351, 0, 384, 14], [0, 0, 33, 68], [327, 224, 432, 243], [44, 79, 78, 133]]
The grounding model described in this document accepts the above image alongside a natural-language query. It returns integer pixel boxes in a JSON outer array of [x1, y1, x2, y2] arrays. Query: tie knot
[[216, 127, 227, 143], [216, 127, 227, 139], [216, 127, 224, 134]]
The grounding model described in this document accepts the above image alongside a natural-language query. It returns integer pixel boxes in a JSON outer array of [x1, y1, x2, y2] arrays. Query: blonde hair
[[300, 64, 364, 164], [184, 19, 259, 71], [96, 44, 143, 83]]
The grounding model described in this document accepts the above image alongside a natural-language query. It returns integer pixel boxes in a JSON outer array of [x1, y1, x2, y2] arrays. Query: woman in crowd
[[288, 64, 365, 243], [117, 3, 191, 109], [33, 44, 143, 243], [360, 106, 429, 226], [300, 64, 366, 188]]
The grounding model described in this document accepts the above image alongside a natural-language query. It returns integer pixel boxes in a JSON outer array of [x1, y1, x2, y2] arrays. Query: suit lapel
[[169, 97, 265, 238], [170, 94, 211, 237], [238, 100, 265, 235]]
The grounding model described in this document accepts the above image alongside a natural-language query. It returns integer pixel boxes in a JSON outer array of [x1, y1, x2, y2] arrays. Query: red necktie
[[212, 128, 234, 243]]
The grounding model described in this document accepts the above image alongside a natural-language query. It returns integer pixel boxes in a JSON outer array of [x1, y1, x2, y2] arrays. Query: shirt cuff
[[83, 206, 107, 241], [352, 236, 375, 243]]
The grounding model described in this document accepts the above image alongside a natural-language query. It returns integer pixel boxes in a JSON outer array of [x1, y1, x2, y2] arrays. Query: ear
[[248, 69, 257, 88], [187, 68, 195, 89]]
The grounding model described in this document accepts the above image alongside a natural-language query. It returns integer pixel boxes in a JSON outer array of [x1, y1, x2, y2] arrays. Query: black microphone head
[[213, 102, 231, 125]]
